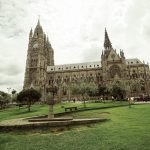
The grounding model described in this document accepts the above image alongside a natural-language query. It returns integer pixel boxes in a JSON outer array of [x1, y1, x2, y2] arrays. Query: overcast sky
[[0, 0, 150, 93]]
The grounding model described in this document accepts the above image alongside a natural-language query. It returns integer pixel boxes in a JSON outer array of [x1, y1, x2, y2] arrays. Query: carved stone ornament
[[33, 43, 38, 49]]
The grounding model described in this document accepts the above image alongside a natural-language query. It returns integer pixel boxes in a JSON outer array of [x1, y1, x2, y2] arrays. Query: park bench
[[65, 106, 77, 112]]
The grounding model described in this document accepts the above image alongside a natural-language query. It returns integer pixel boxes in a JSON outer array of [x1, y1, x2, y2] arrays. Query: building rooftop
[[47, 61, 101, 72], [47, 58, 146, 72], [126, 58, 143, 65]]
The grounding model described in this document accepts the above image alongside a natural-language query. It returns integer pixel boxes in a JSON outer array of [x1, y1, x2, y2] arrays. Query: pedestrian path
[[135, 101, 150, 104]]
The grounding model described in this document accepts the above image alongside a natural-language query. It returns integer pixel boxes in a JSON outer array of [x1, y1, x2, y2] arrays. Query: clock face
[[33, 43, 38, 49]]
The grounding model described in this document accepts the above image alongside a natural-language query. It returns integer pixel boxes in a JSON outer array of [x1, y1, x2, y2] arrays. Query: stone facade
[[24, 20, 54, 95], [24, 21, 150, 98]]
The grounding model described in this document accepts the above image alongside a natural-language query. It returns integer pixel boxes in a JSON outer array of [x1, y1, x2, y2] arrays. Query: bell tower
[[101, 28, 127, 82], [23, 20, 54, 95]]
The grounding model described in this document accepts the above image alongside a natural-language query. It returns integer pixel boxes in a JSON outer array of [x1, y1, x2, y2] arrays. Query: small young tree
[[97, 85, 109, 101], [108, 80, 126, 100], [12, 89, 16, 95], [0, 95, 4, 109], [12, 94, 17, 103], [130, 79, 142, 96], [70, 83, 80, 101], [87, 82, 98, 97], [71, 82, 98, 107], [0, 91, 11, 109], [17, 88, 41, 112]]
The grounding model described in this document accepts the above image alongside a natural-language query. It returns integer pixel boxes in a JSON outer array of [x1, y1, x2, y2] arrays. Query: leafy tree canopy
[[17, 88, 41, 111]]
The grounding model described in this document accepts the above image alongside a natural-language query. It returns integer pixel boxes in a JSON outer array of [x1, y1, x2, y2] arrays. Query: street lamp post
[[7, 87, 12, 103], [7, 87, 11, 94]]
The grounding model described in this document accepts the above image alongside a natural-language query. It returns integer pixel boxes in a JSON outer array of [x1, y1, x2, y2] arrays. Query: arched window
[[109, 65, 121, 78]]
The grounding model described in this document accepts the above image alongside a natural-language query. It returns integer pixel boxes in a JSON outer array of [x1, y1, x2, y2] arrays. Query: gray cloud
[[0, 0, 33, 39], [0, 63, 22, 76]]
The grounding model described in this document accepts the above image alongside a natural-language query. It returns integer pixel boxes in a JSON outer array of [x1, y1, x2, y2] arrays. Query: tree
[[71, 82, 98, 107], [17, 88, 41, 112], [12, 94, 17, 103], [0, 91, 10, 109], [97, 85, 109, 100], [70, 83, 80, 100], [111, 85, 125, 100], [119, 79, 143, 100], [108, 80, 126, 100], [78, 82, 89, 101], [0, 95, 5, 109], [87, 82, 98, 97], [11, 89, 16, 95], [130, 80, 142, 96]]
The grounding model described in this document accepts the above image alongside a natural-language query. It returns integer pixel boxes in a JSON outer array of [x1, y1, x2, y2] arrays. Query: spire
[[29, 28, 32, 37], [28, 28, 33, 45], [104, 28, 112, 49], [35, 18, 42, 30], [43, 33, 46, 43], [47, 36, 51, 46], [47, 36, 49, 42], [101, 50, 104, 59], [37, 18, 40, 26], [33, 19, 43, 37]]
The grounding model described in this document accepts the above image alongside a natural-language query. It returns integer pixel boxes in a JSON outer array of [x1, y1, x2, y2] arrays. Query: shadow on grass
[[13, 109, 39, 115], [4, 117, 109, 135], [0, 121, 108, 134]]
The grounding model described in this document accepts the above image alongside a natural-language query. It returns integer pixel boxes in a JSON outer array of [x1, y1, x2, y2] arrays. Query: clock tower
[[23, 20, 54, 95]]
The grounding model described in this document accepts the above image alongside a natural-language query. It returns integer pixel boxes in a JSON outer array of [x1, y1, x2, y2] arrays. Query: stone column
[[48, 104, 54, 119]]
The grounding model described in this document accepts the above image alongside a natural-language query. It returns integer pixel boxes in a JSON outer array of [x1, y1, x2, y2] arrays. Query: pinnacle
[[104, 28, 112, 49], [47, 36, 51, 47], [30, 28, 32, 34], [37, 18, 40, 26], [33, 19, 43, 37]]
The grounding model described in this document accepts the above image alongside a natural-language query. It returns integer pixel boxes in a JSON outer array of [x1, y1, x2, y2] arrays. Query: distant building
[[24, 20, 150, 98]]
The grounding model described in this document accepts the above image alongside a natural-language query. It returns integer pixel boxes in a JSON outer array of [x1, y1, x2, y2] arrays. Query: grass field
[[0, 102, 150, 150], [0, 101, 127, 121]]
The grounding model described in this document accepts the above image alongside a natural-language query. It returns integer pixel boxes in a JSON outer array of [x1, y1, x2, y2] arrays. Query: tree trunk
[[82, 95, 86, 108], [28, 104, 31, 112], [28, 101, 31, 112], [102, 95, 104, 103]]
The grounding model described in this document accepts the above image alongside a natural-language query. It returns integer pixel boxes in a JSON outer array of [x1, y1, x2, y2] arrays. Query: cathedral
[[23, 20, 150, 99]]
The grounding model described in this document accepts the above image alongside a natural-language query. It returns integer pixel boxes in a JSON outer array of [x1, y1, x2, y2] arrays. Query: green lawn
[[0, 101, 127, 121], [0, 102, 150, 150]]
